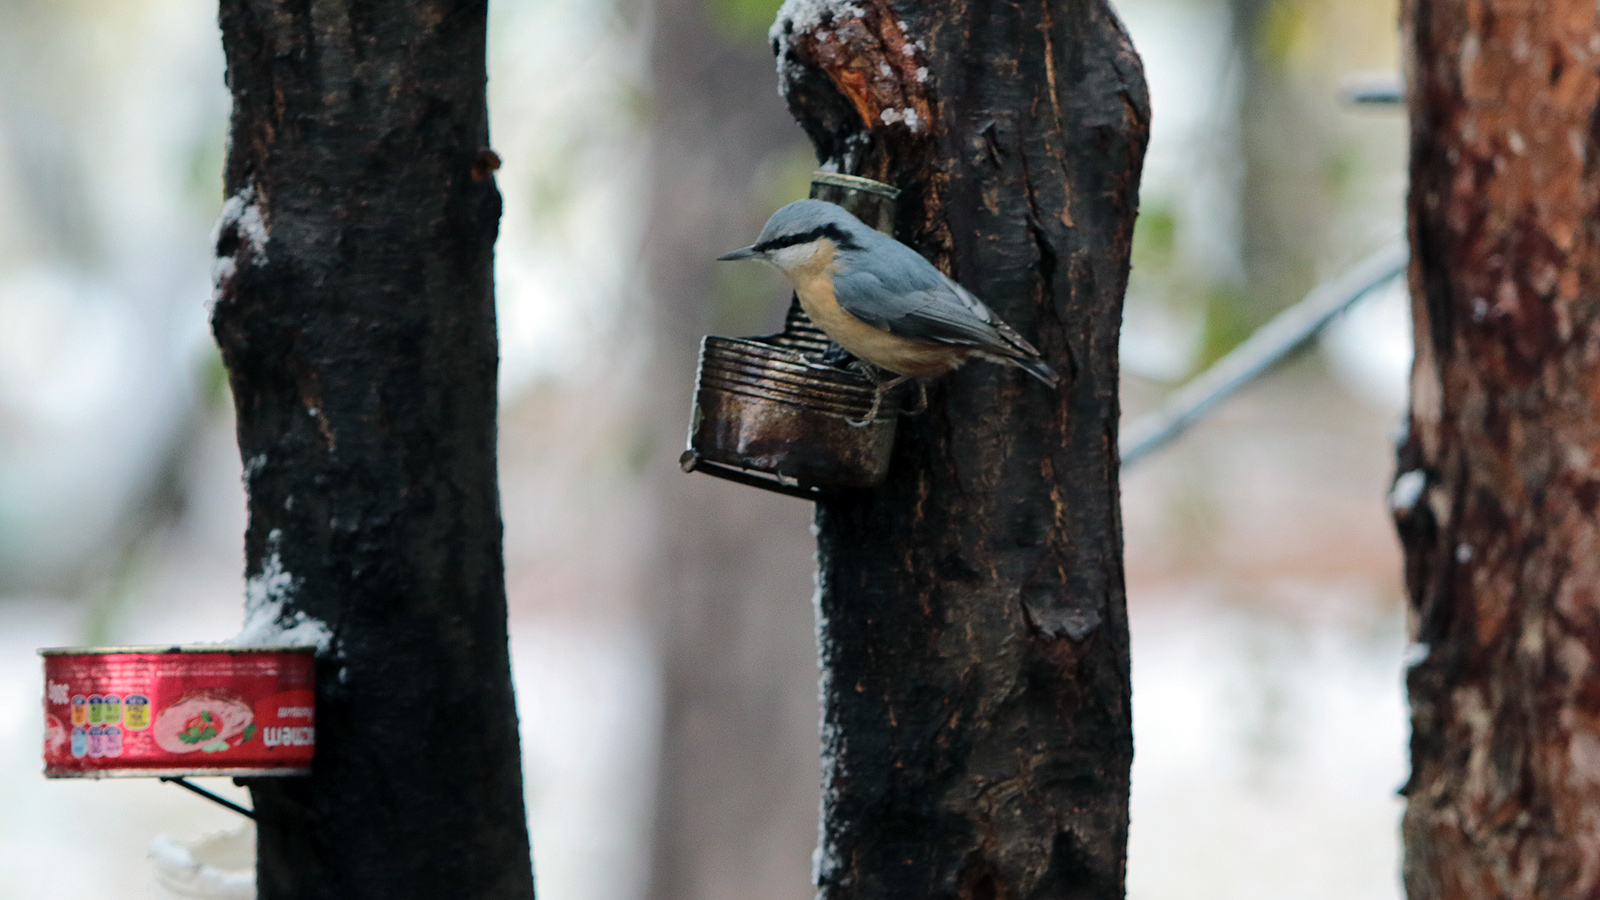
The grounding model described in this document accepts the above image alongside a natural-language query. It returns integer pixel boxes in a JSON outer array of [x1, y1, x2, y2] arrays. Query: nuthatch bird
[[718, 200, 1059, 422]]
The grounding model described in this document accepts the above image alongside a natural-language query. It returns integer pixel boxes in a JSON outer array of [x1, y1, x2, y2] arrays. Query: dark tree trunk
[[775, 2, 1148, 897], [1397, 2, 1600, 898], [211, 2, 534, 897]]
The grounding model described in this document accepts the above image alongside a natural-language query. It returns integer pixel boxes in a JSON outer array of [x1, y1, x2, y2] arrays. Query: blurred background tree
[[641, 0, 820, 898]]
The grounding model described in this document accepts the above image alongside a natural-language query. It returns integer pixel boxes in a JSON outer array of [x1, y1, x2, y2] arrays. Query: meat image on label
[[152, 691, 257, 754], [44, 714, 67, 756]]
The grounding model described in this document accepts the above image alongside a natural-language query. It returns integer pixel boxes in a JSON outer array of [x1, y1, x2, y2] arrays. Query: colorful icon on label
[[71, 726, 87, 758], [88, 694, 105, 725], [103, 725, 123, 758], [103, 694, 122, 727], [87, 725, 105, 758], [123, 695, 150, 731], [71, 696, 87, 727]]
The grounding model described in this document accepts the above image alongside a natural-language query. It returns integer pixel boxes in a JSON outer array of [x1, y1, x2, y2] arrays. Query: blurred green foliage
[[708, 0, 784, 46], [708, 145, 814, 335], [758, 145, 819, 209], [1322, 148, 1359, 203], [710, 258, 786, 335], [1127, 203, 1273, 378], [184, 124, 226, 213], [525, 138, 585, 226], [1197, 285, 1259, 369], [1257, 0, 1315, 67], [199, 345, 232, 411], [1132, 207, 1178, 270]]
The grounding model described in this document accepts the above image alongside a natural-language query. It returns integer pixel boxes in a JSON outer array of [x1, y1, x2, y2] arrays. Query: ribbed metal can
[[686, 334, 899, 489], [40, 646, 315, 778]]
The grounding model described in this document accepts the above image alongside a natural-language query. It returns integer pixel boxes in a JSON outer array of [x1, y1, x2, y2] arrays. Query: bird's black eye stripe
[[753, 223, 862, 253]]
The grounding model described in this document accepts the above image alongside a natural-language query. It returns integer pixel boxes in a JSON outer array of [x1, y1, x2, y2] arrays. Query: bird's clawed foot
[[820, 344, 857, 369], [907, 381, 929, 416], [846, 373, 913, 428]]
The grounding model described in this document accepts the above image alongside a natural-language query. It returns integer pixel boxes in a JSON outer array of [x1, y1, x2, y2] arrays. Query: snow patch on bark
[[208, 256, 235, 310], [209, 184, 268, 310], [214, 185, 269, 265], [232, 529, 333, 652], [810, 559, 844, 887], [880, 107, 923, 132], [1389, 469, 1427, 515], [242, 454, 267, 483]]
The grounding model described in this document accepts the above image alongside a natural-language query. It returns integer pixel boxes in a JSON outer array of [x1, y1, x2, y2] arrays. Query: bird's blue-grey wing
[[832, 258, 1015, 352]]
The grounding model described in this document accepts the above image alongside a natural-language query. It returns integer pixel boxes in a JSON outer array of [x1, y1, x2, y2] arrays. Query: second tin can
[[41, 645, 315, 779]]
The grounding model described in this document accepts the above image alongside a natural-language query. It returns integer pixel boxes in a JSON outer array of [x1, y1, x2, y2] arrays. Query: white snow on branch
[[769, 0, 866, 97]]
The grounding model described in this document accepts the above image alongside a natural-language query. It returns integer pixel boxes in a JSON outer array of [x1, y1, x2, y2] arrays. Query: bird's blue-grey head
[[716, 199, 877, 272]]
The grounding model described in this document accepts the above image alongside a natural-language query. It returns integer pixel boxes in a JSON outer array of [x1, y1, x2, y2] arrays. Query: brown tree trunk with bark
[[1398, 2, 1600, 897], [212, 2, 534, 897], [776, 2, 1148, 896]]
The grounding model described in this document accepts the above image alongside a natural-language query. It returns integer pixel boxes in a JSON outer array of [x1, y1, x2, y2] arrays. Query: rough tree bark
[[211, 2, 534, 897], [1397, 2, 1600, 898], [774, 2, 1148, 896]]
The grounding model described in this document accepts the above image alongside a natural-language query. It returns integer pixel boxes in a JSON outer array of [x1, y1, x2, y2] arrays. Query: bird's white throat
[[767, 240, 828, 274]]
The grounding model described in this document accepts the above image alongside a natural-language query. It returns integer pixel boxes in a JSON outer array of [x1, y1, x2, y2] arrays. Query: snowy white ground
[[0, 607, 659, 900], [0, 572, 1406, 900], [1128, 588, 1405, 900]]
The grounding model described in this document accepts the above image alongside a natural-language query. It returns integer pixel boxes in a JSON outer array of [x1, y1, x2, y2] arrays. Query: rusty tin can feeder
[[682, 173, 907, 499], [41, 645, 315, 779]]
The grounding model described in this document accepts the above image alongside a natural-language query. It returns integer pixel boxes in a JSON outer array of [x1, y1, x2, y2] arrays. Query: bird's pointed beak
[[716, 245, 758, 261]]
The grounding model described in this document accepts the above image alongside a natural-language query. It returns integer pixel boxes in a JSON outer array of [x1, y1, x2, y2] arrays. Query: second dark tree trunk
[[776, 2, 1149, 896]]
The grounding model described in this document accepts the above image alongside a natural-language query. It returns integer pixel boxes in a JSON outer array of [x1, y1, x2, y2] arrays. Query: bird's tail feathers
[[1010, 354, 1060, 388], [984, 322, 1061, 388], [975, 350, 1061, 388]]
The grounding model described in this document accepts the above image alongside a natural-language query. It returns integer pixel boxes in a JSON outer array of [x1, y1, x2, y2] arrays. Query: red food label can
[[40, 646, 315, 778]]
